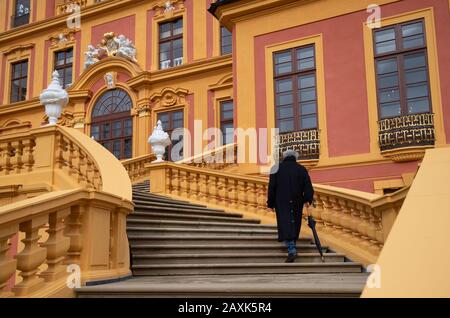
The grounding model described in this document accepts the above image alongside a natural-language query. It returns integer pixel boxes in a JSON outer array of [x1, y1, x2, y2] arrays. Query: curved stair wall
[[0, 125, 133, 298], [146, 162, 409, 266]]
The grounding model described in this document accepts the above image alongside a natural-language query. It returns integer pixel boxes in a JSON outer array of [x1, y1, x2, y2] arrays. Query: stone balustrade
[[147, 162, 408, 265], [121, 154, 156, 183], [0, 124, 133, 298], [176, 143, 238, 170], [0, 189, 133, 298]]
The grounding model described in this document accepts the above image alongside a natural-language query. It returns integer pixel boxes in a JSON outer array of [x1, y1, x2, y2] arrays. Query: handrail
[[147, 161, 409, 266]]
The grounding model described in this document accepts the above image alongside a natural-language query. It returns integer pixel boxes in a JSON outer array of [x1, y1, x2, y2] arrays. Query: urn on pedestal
[[40, 71, 69, 126], [148, 120, 171, 162]]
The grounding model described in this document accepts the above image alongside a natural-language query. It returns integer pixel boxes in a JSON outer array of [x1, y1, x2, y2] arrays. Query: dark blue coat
[[267, 157, 314, 242]]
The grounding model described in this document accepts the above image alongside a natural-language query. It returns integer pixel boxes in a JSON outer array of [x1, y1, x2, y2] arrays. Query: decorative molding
[[209, 73, 233, 91], [152, 0, 185, 19], [2, 43, 35, 56], [104, 72, 117, 90], [48, 28, 79, 48], [380, 146, 431, 163], [150, 87, 189, 108]]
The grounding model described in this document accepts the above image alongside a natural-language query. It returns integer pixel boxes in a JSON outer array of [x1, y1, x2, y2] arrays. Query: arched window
[[91, 88, 133, 159]]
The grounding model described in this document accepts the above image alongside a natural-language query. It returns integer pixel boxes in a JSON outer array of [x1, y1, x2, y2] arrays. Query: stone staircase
[[76, 181, 368, 297]]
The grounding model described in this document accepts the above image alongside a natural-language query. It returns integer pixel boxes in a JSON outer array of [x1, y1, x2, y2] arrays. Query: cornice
[[0, 0, 147, 45], [0, 98, 41, 116], [127, 55, 232, 88]]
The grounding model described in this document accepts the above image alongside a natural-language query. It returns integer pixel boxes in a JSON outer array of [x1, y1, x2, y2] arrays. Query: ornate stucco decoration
[[152, 0, 185, 18], [40, 71, 69, 126], [150, 88, 189, 109], [135, 99, 151, 118], [83, 32, 137, 70], [148, 120, 171, 162], [104, 72, 117, 90], [2, 43, 35, 59], [48, 29, 79, 48]]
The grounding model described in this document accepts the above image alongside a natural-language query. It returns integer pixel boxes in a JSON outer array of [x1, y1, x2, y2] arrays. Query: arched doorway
[[90, 88, 133, 160]]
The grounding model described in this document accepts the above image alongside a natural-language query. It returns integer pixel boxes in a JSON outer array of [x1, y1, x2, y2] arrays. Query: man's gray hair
[[282, 149, 299, 160]]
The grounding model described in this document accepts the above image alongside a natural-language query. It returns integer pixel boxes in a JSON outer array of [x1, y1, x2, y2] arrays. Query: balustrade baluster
[[0, 225, 19, 297], [13, 216, 48, 296], [40, 209, 71, 282], [64, 205, 83, 266]]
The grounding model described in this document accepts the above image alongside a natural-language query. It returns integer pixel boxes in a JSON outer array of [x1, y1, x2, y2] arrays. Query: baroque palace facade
[[0, 0, 450, 298], [0, 0, 449, 193]]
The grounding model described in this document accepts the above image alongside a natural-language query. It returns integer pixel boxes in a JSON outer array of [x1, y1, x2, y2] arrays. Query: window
[[54, 48, 73, 89], [10, 60, 28, 103], [159, 19, 183, 69], [273, 45, 318, 134], [91, 88, 133, 160], [374, 20, 431, 119], [220, 100, 234, 144], [12, 0, 30, 28], [220, 26, 232, 55], [158, 110, 184, 161]]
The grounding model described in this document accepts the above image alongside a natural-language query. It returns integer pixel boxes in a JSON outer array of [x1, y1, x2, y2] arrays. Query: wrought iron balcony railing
[[275, 129, 320, 160], [378, 113, 435, 152]]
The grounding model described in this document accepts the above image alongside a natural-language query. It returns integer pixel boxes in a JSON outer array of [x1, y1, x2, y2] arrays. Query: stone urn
[[148, 120, 171, 162], [40, 71, 69, 126]]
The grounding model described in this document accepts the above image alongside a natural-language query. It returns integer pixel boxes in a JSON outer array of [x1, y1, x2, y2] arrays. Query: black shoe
[[285, 253, 297, 263]]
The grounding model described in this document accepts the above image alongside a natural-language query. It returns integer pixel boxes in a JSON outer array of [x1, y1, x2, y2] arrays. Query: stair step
[[132, 262, 362, 276], [130, 244, 327, 255], [132, 253, 345, 265], [128, 235, 302, 245], [127, 226, 278, 237], [132, 199, 208, 210], [129, 211, 261, 224], [126, 219, 277, 230], [76, 273, 368, 298], [134, 205, 239, 218], [132, 194, 199, 206]]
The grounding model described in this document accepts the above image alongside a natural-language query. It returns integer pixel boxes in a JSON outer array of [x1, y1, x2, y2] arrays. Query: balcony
[[378, 113, 435, 162], [275, 129, 320, 166], [11, 13, 30, 28]]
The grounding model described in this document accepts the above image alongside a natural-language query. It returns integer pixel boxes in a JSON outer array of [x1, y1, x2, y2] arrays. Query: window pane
[[379, 88, 400, 103], [275, 51, 291, 64], [275, 62, 292, 75], [159, 22, 171, 39], [406, 83, 428, 99], [275, 78, 292, 93], [112, 140, 121, 159], [124, 139, 132, 159], [404, 53, 426, 70], [405, 69, 427, 84], [299, 87, 316, 102], [21, 61, 28, 76], [380, 103, 401, 118], [402, 22, 423, 37], [112, 121, 122, 138], [13, 64, 21, 79], [221, 101, 233, 112], [298, 57, 314, 70], [376, 40, 397, 55], [276, 92, 293, 106], [276, 105, 293, 119], [378, 74, 399, 89], [298, 74, 315, 88], [301, 102, 316, 116], [124, 118, 132, 136], [278, 119, 294, 133], [377, 58, 398, 75], [173, 19, 183, 35], [91, 125, 100, 140], [408, 98, 430, 114], [403, 34, 424, 49], [375, 28, 396, 43], [301, 115, 317, 130], [296, 47, 314, 59], [102, 123, 110, 139]]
